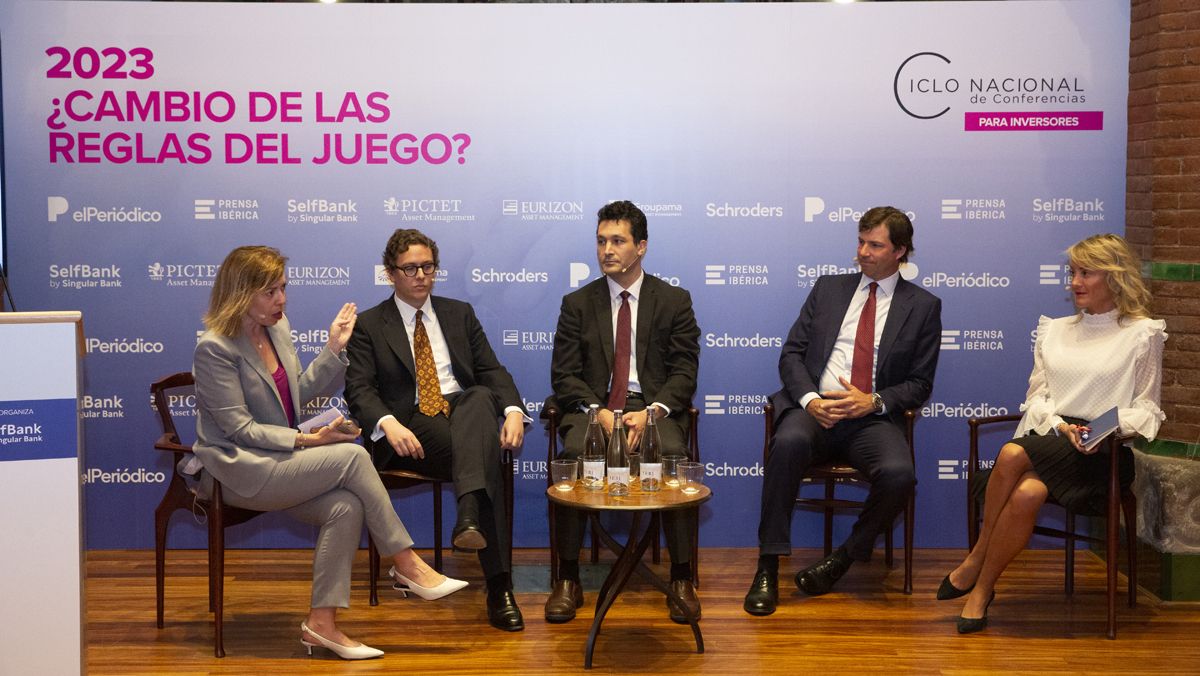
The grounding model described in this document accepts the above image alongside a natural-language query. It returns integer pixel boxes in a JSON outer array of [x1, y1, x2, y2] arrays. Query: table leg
[[590, 512, 671, 596], [585, 512, 656, 669]]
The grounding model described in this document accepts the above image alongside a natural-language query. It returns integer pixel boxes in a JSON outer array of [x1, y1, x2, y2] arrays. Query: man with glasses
[[346, 228, 529, 631]]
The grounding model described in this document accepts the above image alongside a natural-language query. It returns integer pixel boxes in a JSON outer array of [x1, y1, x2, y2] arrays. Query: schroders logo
[[704, 332, 782, 349], [803, 197, 917, 225], [941, 198, 1006, 222], [148, 262, 219, 287], [501, 199, 585, 221], [287, 198, 357, 224], [47, 195, 162, 223], [383, 198, 475, 223], [941, 328, 1005, 352], [1031, 197, 1105, 224], [502, 328, 555, 352], [287, 264, 350, 287], [892, 52, 1099, 131], [705, 202, 783, 219], [471, 267, 549, 284], [48, 264, 121, 290], [373, 265, 449, 285], [195, 198, 260, 222], [86, 335, 165, 355], [703, 393, 767, 416], [705, 264, 769, 286], [796, 263, 859, 288], [921, 270, 1010, 289], [80, 394, 125, 420], [1039, 263, 1069, 286]]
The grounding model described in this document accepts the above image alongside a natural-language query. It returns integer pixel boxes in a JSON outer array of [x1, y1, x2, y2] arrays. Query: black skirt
[[971, 420, 1135, 516]]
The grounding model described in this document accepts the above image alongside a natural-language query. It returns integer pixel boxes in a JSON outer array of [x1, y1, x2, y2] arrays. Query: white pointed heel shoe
[[389, 566, 469, 600], [300, 622, 384, 660]]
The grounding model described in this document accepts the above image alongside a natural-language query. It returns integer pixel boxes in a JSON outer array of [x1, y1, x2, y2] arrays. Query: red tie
[[851, 282, 878, 393], [607, 290, 631, 411]]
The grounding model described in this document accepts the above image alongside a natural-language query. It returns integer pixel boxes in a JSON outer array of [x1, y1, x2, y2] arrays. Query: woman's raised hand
[[327, 302, 358, 353]]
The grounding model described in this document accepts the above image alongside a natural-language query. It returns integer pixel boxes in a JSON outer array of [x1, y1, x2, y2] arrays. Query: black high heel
[[936, 573, 975, 600], [956, 591, 996, 634]]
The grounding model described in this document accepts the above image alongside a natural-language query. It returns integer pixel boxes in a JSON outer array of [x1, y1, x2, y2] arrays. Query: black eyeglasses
[[391, 263, 437, 278]]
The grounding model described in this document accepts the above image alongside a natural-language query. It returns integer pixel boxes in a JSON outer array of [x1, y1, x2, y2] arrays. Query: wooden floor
[[88, 547, 1200, 674]]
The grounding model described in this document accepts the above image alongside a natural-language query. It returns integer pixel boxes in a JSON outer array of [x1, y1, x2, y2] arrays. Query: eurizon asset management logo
[[893, 52, 1101, 131]]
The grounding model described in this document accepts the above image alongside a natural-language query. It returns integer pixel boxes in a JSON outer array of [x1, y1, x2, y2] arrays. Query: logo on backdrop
[[80, 393, 125, 420], [290, 327, 329, 355], [287, 198, 357, 224], [892, 52, 1099, 131], [704, 264, 769, 286], [47, 195, 162, 223], [383, 198, 475, 223], [147, 262, 219, 287], [795, 262, 860, 288], [287, 264, 351, 287], [705, 202, 783, 219], [82, 466, 166, 485], [704, 332, 782, 349], [299, 396, 349, 421], [1039, 263, 1069, 286], [941, 198, 1007, 222], [703, 393, 767, 416], [1031, 197, 1105, 223], [568, 262, 592, 288], [151, 392, 197, 418], [194, 198, 261, 221], [471, 267, 549, 284], [48, 264, 122, 290], [501, 199, 585, 221], [373, 265, 449, 285], [941, 328, 1005, 351], [802, 197, 918, 225], [921, 269, 1009, 289], [86, 335, 165, 355], [631, 201, 683, 218], [501, 328, 555, 352], [516, 459, 548, 482], [921, 401, 1009, 418], [938, 457, 994, 481]]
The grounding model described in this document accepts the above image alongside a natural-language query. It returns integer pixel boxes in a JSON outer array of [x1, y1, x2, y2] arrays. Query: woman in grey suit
[[193, 246, 466, 660]]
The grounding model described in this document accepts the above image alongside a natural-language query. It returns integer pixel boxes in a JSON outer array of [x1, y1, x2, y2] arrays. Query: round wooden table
[[547, 481, 711, 669]]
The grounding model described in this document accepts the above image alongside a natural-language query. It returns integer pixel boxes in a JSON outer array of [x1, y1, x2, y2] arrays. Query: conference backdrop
[[0, 1, 1131, 551]]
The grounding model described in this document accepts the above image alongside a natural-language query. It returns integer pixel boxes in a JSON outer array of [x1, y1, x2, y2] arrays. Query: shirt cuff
[[649, 402, 671, 417], [799, 392, 820, 410], [504, 405, 533, 424], [371, 414, 397, 442]]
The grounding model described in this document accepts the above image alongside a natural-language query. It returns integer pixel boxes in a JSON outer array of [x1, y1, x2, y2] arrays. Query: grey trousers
[[207, 442, 414, 609]]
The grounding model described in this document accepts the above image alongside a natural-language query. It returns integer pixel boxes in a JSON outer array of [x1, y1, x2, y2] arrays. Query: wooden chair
[[152, 372, 262, 658], [542, 400, 701, 586], [966, 414, 1137, 639], [762, 403, 916, 594], [363, 437, 515, 606]]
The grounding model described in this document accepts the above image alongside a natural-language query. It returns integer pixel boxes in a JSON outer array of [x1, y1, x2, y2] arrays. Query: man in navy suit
[[345, 228, 528, 631], [744, 206, 942, 615]]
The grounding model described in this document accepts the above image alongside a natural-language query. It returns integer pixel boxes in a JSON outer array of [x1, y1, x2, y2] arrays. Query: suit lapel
[[237, 328, 287, 419], [818, 275, 860, 367], [592, 280, 615, 370], [877, 278, 914, 368], [268, 321, 301, 416], [635, 276, 655, 380], [380, 297, 417, 378]]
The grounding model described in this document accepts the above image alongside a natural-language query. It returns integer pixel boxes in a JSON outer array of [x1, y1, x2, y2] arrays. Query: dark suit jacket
[[344, 295, 522, 461], [550, 274, 700, 418], [772, 273, 941, 427]]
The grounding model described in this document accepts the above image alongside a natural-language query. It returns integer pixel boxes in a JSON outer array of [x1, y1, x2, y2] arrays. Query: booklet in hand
[[299, 407, 361, 437], [1080, 406, 1120, 451]]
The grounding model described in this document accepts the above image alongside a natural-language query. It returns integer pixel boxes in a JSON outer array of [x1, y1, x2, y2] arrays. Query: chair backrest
[[151, 371, 195, 454]]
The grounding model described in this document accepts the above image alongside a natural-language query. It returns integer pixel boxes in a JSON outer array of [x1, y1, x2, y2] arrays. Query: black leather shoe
[[452, 519, 487, 551], [936, 573, 975, 601], [956, 591, 995, 634], [795, 550, 852, 596], [667, 579, 701, 624], [487, 589, 525, 632], [544, 579, 584, 623], [743, 568, 779, 616]]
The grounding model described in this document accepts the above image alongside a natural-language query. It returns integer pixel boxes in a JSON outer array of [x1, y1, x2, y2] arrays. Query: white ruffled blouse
[[1016, 310, 1167, 440]]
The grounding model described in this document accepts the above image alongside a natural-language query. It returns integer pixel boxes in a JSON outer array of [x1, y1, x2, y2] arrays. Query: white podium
[[0, 312, 85, 676]]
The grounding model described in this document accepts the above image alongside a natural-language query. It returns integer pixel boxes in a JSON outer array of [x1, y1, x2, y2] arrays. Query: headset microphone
[[620, 251, 644, 275]]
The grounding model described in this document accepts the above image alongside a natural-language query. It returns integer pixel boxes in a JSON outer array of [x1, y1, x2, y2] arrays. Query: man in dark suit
[[744, 206, 942, 616], [545, 200, 701, 624], [345, 228, 528, 631]]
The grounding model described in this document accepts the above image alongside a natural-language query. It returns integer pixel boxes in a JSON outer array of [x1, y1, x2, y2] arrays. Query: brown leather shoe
[[544, 579, 584, 623], [667, 579, 701, 624]]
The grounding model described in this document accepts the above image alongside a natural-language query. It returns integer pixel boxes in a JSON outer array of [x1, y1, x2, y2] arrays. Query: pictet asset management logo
[[383, 198, 475, 223], [373, 265, 449, 285], [1031, 197, 1105, 224], [803, 197, 917, 224], [194, 198, 260, 221], [150, 391, 197, 418], [941, 198, 1007, 222], [940, 328, 1005, 352], [287, 198, 357, 224], [704, 264, 769, 286], [148, 262, 219, 287], [703, 393, 767, 415], [48, 196, 161, 223], [48, 264, 122, 290], [501, 199, 585, 221]]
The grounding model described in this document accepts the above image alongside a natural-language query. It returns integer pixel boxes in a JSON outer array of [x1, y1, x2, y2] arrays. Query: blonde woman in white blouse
[[937, 234, 1166, 634]]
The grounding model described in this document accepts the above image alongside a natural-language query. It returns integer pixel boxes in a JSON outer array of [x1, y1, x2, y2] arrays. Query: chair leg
[[433, 483, 443, 572], [369, 535, 380, 607], [1064, 511, 1076, 596], [210, 496, 226, 658], [1123, 494, 1138, 608], [154, 505, 174, 629], [903, 494, 914, 595], [822, 480, 835, 557], [548, 502, 559, 586], [504, 454, 514, 569], [651, 521, 662, 564], [691, 508, 700, 589]]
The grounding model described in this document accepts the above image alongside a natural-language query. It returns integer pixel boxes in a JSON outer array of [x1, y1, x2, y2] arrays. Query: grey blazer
[[193, 314, 348, 498]]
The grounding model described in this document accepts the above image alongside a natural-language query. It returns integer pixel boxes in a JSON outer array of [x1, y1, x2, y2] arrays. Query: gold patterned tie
[[413, 310, 450, 417]]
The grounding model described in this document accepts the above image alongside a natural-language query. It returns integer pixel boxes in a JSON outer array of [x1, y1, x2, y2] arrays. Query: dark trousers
[[376, 386, 509, 577], [757, 407, 915, 562], [554, 397, 695, 565]]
